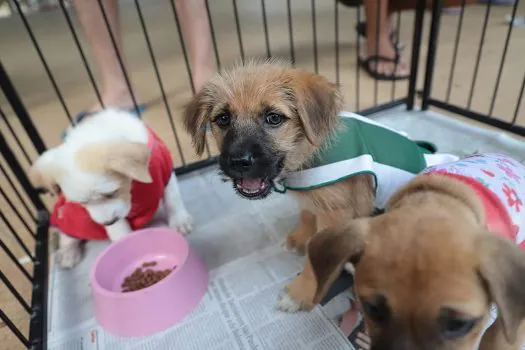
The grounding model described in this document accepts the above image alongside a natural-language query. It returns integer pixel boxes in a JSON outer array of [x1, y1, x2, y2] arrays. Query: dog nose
[[229, 152, 254, 171]]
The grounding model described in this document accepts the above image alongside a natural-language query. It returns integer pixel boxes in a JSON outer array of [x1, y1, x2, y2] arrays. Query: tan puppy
[[183, 59, 458, 313], [298, 166, 525, 349]]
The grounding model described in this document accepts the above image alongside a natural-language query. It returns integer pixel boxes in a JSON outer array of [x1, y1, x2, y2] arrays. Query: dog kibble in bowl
[[121, 261, 176, 293]]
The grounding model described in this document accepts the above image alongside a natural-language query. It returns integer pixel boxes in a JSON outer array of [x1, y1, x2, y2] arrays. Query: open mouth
[[233, 178, 273, 199]]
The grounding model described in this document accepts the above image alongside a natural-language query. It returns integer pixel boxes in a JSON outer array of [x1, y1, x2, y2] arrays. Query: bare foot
[[340, 300, 371, 350], [362, 37, 409, 79]]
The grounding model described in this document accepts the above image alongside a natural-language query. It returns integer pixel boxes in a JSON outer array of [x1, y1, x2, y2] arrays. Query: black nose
[[229, 152, 254, 172]]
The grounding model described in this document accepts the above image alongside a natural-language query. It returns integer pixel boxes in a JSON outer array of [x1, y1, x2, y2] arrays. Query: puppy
[[182, 59, 458, 311], [301, 153, 525, 350], [30, 109, 193, 268]]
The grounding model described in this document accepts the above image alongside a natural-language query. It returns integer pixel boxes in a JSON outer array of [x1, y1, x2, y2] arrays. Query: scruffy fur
[[299, 173, 525, 350], [183, 60, 376, 310]]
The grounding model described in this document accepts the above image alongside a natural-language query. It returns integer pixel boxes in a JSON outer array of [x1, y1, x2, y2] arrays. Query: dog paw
[[55, 246, 83, 269], [277, 290, 302, 313], [282, 235, 306, 255], [169, 210, 193, 235]]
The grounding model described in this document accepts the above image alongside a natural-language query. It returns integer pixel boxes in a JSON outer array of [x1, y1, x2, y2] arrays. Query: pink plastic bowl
[[90, 227, 208, 337]]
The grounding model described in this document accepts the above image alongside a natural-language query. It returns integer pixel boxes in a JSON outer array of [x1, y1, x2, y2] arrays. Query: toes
[[169, 212, 194, 235], [277, 291, 302, 313], [55, 247, 83, 269]]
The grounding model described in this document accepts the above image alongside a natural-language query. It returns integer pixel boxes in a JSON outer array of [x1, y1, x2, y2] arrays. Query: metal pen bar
[[232, 0, 245, 64], [488, 0, 519, 116], [28, 211, 49, 350], [428, 98, 525, 137], [169, 0, 195, 95], [421, 0, 443, 110], [58, 0, 104, 108], [205, 0, 222, 69], [0, 107, 32, 164], [0, 308, 29, 348], [466, 1, 492, 110], [1, 187, 35, 238], [334, 0, 340, 87], [0, 162, 37, 223], [445, 0, 466, 103], [355, 6, 361, 111], [286, 0, 295, 64], [95, 0, 140, 116], [0, 269, 31, 313], [406, 0, 426, 110], [391, 11, 402, 100], [311, 0, 318, 74], [141, 0, 187, 164], [0, 236, 32, 282], [0, 62, 46, 154], [11, 0, 72, 123], [511, 73, 525, 125], [261, 0, 271, 58], [0, 210, 34, 260], [373, 1, 380, 106], [0, 129, 46, 211]]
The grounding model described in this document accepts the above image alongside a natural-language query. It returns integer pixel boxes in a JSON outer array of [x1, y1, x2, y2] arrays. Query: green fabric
[[307, 117, 430, 174]]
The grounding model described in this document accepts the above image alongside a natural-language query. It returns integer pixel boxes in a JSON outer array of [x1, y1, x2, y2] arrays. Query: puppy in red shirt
[[30, 109, 193, 268]]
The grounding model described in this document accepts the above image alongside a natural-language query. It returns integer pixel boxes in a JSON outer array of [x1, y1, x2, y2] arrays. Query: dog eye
[[439, 311, 479, 339], [361, 295, 390, 324], [265, 112, 284, 126], [103, 190, 119, 199], [214, 112, 231, 128]]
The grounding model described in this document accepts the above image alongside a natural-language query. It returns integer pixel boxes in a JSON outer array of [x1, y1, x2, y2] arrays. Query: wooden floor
[[1, 1, 525, 348]]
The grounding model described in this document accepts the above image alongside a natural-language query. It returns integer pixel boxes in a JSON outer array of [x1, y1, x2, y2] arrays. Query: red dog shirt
[[50, 127, 173, 240], [422, 153, 525, 250]]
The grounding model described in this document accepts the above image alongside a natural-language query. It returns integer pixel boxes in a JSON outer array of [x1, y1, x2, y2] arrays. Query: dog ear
[[291, 71, 343, 146], [476, 233, 525, 343], [29, 148, 63, 196], [77, 141, 153, 183], [307, 218, 369, 304], [106, 142, 153, 183], [183, 89, 211, 156]]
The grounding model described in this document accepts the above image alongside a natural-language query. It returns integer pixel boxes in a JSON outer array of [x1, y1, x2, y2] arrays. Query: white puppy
[[30, 109, 193, 268]]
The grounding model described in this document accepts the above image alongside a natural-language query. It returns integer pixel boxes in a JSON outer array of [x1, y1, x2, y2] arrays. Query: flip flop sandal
[[61, 104, 146, 140], [355, 21, 405, 52], [346, 315, 369, 350], [358, 55, 410, 81], [339, 302, 370, 350], [337, 0, 363, 7]]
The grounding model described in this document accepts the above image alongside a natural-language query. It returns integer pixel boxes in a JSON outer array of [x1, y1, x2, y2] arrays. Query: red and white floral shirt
[[422, 153, 525, 249]]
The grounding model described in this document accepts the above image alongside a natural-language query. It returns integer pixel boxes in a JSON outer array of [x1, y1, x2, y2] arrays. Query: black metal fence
[[1, 0, 524, 348], [419, 0, 525, 136]]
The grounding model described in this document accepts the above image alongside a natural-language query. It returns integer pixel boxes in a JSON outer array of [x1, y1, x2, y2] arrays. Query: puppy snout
[[103, 217, 119, 226], [229, 151, 254, 172]]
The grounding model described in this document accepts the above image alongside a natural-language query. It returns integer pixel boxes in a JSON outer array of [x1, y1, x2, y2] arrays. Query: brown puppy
[[183, 59, 377, 307], [300, 171, 525, 350]]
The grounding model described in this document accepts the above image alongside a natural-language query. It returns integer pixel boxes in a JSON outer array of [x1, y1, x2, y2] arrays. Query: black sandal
[[358, 55, 409, 81], [347, 318, 370, 350], [355, 21, 405, 52]]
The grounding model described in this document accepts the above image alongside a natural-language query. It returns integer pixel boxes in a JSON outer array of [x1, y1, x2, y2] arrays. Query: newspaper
[[47, 243, 352, 350]]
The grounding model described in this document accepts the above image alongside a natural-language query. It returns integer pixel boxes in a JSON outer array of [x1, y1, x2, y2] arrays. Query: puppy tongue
[[241, 178, 263, 190]]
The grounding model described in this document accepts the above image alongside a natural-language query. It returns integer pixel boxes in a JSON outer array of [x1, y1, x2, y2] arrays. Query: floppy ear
[[476, 233, 525, 343], [290, 71, 343, 146], [29, 148, 63, 195], [183, 89, 211, 156], [77, 141, 153, 183], [307, 218, 369, 304]]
